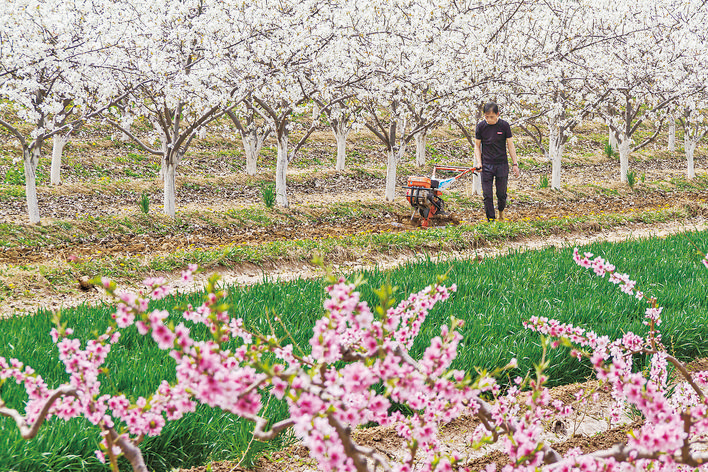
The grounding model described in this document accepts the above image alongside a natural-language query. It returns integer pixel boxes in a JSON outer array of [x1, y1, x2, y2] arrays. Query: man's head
[[482, 102, 500, 125]]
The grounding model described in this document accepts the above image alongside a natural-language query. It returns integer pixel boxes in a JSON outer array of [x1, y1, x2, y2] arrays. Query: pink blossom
[[152, 324, 176, 350], [645, 306, 663, 326], [136, 321, 149, 335]]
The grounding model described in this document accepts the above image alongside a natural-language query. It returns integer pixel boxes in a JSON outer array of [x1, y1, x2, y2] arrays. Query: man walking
[[474, 102, 519, 221]]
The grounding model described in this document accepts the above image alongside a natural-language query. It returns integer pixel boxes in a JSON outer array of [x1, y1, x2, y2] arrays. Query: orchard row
[[1, 0, 706, 223]]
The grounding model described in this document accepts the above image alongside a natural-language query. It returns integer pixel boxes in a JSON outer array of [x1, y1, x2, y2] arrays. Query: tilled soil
[[2, 182, 707, 265]]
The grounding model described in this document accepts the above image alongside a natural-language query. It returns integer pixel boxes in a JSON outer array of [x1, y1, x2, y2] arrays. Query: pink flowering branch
[[102, 268, 575, 471], [547, 441, 708, 469], [0, 384, 151, 472], [0, 385, 78, 439], [520, 247, 708, 470], [108, 269, 494, 472], [246, 415, 296, 441], [0, 275, 201, 472]]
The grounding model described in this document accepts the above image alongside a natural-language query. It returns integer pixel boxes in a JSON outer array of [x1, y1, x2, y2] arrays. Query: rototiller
[[404, 165, 480, 228]]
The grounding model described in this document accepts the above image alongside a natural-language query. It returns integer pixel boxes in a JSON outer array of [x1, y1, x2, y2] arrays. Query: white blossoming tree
[[98, 0, 248, 217], [0, 0, 132, 223], [582, 0, 694, 182], [225, 97, 272, 176]]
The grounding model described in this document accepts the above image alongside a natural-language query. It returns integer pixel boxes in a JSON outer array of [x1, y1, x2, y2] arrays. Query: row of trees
[[1, 0, 707, 223]]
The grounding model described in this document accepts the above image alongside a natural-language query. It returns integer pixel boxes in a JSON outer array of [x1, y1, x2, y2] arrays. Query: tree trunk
[[330, 122, 350, 171], [23, 146, 41, 224], [275, 134, 289, 207], [668, 119, 676, 152], [51, 134, 68, 186], [385, 145, 406, 202], [617, 134, 630, 183], [243, 130, 264, 176], [415, 131, 427, 167], [158, 133, 169, 181], [243, 137, 256, 176], [609, 126, 618, 151], [163, 157, 177, 217], [685, 135, 697, 179], [113, 431, 149, 472], [335, 130, 348, 171], [548, 124, 564, 190]]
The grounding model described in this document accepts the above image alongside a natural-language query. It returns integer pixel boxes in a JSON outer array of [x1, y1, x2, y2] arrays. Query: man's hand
[[512, 164, 520, 178]]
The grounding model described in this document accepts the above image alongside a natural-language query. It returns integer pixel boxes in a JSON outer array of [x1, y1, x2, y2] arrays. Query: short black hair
[[483, 102, 499, 114]]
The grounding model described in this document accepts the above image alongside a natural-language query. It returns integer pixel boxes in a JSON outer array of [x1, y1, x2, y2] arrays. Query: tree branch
[[106, 425, 149, 472], [327, 413, 370, 472], [631, 119, 664, 153], [0, 118, 27, 148], [0, 385, 78, 439], [100, 117, 162, 155], [251, 416, 297, 441], [546, 443, 708, 469]]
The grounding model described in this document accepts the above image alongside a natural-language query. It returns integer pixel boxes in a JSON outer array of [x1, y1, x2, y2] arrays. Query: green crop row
[[74, 204, 696, 279], [0, 230, 707, 471]]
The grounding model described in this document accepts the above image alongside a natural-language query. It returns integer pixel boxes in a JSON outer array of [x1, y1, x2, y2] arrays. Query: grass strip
[[73, 203, 703, 280]]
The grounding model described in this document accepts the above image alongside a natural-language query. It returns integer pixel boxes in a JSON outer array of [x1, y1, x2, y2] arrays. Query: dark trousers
[[481, 163, 509, 221]]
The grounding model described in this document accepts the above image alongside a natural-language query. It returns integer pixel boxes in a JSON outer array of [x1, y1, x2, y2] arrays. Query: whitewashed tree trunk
[[385, 145, 406, 202], [548, 123, 565, 190], [415, 131, 427, 167], [51, 134, 68, 185], [617, 134, 631, 183], [243, 130, 265, 176], [333, 126, 349, 171], [159, 137, 169, 181], [163, 158, 177, 217], [275, 134, 289, 207], [23, 146, 41, 224], [668, 119, 676, 152], [609, 126, 618, 151], [243, 138, 257, 176], [686, 138, 696, 179]]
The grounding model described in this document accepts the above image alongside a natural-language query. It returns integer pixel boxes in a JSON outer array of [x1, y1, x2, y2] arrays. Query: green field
[[1, 231, 707, 471]]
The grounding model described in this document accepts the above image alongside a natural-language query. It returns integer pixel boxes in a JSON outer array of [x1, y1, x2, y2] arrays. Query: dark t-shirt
[[475, 119, 513, 165]]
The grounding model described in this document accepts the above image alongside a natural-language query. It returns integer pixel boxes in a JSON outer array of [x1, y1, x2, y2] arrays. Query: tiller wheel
[[404, 166, 480, 228]]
